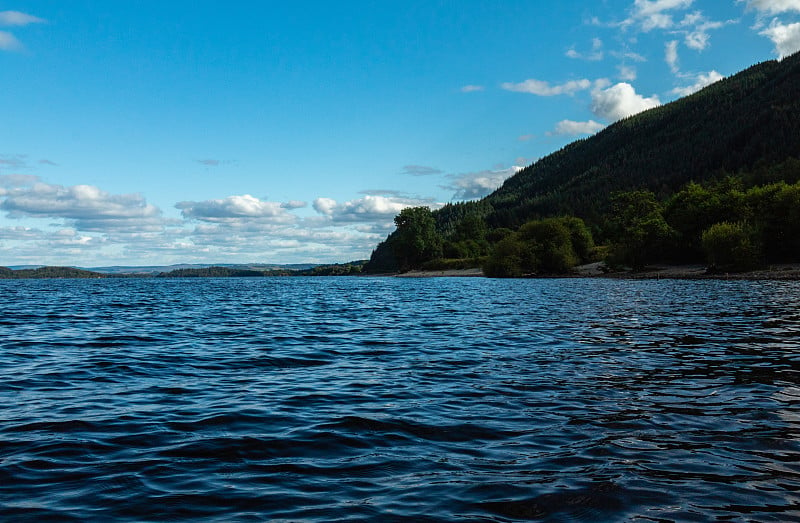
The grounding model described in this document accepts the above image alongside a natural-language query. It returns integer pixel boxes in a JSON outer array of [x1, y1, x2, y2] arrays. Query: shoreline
[[391, 263, 800, 280]]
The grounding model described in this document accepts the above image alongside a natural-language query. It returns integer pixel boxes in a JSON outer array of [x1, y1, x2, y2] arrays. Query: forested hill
[[487, 51, 800, 228], [364, 51, 800, 274]]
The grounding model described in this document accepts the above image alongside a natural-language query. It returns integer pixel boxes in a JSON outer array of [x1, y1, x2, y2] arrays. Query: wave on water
[[1, 277, 799, 521]]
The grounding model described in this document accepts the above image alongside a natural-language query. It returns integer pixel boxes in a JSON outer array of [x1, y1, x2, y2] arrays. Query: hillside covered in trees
[[0, 266, 108, 279], [364, 51, 800, 276]]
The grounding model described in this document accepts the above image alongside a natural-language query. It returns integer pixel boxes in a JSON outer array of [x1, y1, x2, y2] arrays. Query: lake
[[1, 277, 798, 521]]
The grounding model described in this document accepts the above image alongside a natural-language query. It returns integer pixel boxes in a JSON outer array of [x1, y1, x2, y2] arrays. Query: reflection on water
[[0, 277, 798, 521]]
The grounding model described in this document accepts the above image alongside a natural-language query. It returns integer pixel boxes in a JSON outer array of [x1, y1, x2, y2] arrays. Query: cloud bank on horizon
[[1, 1, 799, 266]]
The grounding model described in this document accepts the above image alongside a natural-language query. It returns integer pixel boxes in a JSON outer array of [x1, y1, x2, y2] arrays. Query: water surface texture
[[1, 277, 799, 521]]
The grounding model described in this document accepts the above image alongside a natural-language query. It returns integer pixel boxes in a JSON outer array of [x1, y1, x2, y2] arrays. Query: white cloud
[[446, 167, 523, 200], [0, 182, 165, 233], [624, 0, 695, 31], [760, 19, 800, 58], [618, 64, 638, 80], [0, 30, 21, 51], [679, 12, 728, 50], [643, 12, 676, 31], [665, 40, 680, 72], [0, 11, 45, 26], [0, 225, 42, 240], [0, 11, 44, 52], [552, 120, 606, 136], [176, 194, 296, 223], [591, 83, 661, 121], [566, 38, 604, 61], [312, 195, 435, 223], [460, 85, 485, 93], [671, 70, 724, 96], [744, 0, 800, 14], [501, 78, 592, 96], [0, 179, 427, 265], [313, 197, 337, 216]]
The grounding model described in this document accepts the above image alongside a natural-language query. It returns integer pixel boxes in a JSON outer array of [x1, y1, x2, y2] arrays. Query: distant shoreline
[[4, 264, 800, 280]]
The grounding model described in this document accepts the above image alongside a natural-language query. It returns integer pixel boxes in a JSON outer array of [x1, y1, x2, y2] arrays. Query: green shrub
[[701, 222, 761, 271], [483, 216, 593, 277]]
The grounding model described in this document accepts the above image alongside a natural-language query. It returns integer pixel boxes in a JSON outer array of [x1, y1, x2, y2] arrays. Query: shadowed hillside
[[365, 51, 800, 274], [486, 52, 800, 229]]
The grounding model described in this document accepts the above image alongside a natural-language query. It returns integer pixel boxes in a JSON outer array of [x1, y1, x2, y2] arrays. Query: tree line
[[363, 162, 800, 276]]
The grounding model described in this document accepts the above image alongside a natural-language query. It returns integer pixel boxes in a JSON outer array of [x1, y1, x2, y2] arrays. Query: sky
[[1, 0, 799, 267]]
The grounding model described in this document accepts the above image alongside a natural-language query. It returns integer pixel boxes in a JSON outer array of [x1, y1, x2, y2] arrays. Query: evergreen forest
[[363, 51, 800, 276]]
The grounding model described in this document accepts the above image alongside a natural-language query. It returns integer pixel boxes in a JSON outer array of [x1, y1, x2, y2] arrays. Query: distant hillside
[[0, 266, 107, 279], [486, 51, 800, 229], [0, 262, 365, 279], [157, 266, 266, 278], [365, 51, 800, 273], [90, 263, 317, 275]]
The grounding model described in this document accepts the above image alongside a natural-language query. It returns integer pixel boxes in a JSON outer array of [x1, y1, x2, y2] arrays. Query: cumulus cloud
[[401, 165, 443, 176], [760, 19, 800, 57], [672, 70, 724, 96], [0, 182, 164, 232], [312, 197, 337, 216], [446, 166, 523, 200], [312, 195, 436, 223], [501, 78, 592, 96], [744, 0, 800, 14], [460, 85, 485, 92], [176, 194, 297, 223], [552, 120, 606, 136], [591, 83, 661, 121], [0, 11, 46, 26], [0, 178, 430, 265]]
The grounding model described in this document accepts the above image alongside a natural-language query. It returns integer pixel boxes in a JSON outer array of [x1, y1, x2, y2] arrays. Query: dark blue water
[[1, 277, 799, 521]]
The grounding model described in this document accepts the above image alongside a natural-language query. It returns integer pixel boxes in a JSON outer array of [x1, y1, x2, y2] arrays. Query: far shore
[[393, 263, 800, 280]]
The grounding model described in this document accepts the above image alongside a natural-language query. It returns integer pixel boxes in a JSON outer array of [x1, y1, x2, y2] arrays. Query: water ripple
[[1, 277, 799, 521]]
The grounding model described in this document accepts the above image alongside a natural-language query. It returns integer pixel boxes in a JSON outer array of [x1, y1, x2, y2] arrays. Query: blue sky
[[1, 1, 799, 266]]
